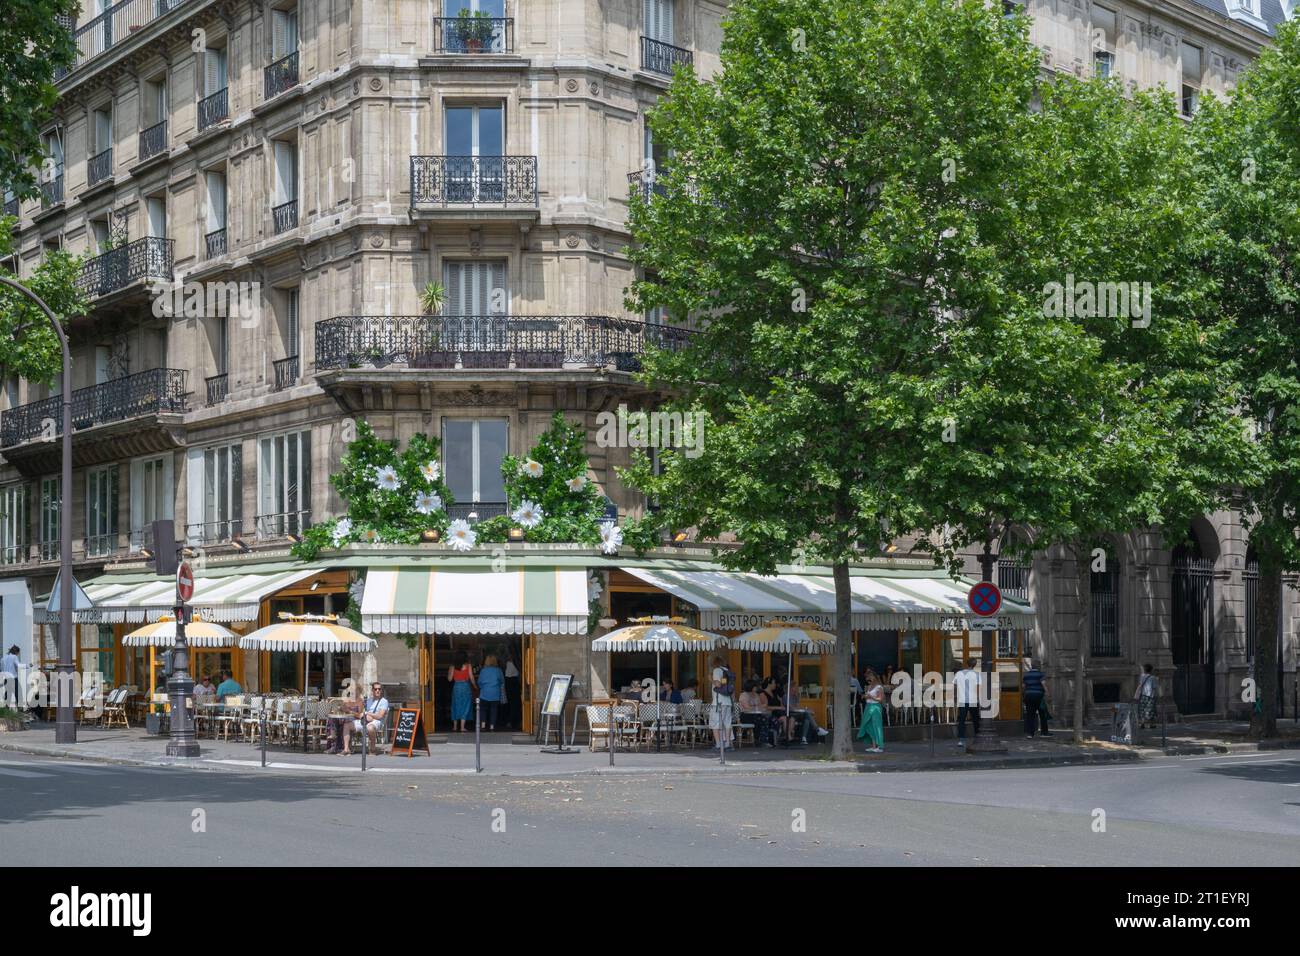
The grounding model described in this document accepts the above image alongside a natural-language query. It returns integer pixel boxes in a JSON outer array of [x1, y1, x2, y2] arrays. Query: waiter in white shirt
[[953, 658, 982, 749]]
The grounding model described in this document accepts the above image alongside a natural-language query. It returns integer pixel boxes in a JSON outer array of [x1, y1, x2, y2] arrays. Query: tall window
[[271, 5, 299, 59], [93, 106, 113, 155], [144, 76, 167, 126], [286, 288, 300, 358], [1181, 42, 1202, 117], [1091, 6, 1116, 78], [41, 127, 64, 182], [39, 477, 60, 560], [445, 104, 504, 202], [258, 430, 311, 538], [204, 46, 228, 97], [85, 465, 118, 557], [643, 0, 675, 43], [272, 139, 298, 232], [0, 483, 28, 564], [443, 419, 507, 520], [1090, 551, 1121, 657], [187, 443, 242, 544], [205, 168, 227, 256], [145, 194, 166, 238], [444, 260, 507, 315], [129, 455, 173, 551]]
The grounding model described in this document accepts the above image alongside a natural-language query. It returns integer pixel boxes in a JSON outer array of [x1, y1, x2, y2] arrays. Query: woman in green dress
[[857, 668, 886, 753]]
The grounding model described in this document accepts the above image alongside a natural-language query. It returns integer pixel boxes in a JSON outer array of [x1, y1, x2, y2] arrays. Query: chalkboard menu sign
[[391, 707, 429, 757], [541, 674, 573, 717]]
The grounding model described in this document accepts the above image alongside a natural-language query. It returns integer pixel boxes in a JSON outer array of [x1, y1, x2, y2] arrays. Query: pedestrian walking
[[953, 657, 981, 749], [709, 655, 735, 751], [1134, 663, 1158, 729], [447, 651, 476, 733], [1022, 658, 1052, 737], [856, 668, 885, 753]]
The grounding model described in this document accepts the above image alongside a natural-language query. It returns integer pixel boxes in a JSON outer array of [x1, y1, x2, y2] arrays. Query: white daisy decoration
[[373, 465, 401, 492], [420, 460, 441, 483], [447, 519, 477, 552], [588, 574, 603, 602], [512, 500, 544, 529], [331, 518, 353, 546], [520, 458, 544, 479], [413, 491, 443, 515], [566, 475, 587, 493], [599, 522, 623, 555], [362, 528, 381, 543]]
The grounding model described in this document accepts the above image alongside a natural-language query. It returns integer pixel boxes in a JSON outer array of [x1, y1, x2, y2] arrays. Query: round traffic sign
[[968, 581, 1001, 617], [176, 561, 195, 603]]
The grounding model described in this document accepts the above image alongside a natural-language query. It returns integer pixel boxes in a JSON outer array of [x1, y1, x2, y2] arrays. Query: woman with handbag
[[1134, 663, 1158, 728]]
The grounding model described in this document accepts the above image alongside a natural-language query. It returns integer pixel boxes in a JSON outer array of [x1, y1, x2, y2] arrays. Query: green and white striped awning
[[361, 566, 589, 635], [35, 569, 320, 624], [621, 567, 1035, 631]]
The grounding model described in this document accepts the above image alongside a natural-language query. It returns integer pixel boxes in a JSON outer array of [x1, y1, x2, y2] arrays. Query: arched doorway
[[1171, 530, 1215, 714]]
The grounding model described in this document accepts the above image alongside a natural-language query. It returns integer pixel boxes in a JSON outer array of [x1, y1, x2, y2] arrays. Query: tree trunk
[[1072, 542, 1092, 745], [831, 559, 853, 760], [1250, 544, 1281, 740]]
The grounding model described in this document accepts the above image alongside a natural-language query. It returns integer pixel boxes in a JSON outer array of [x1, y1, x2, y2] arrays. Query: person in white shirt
[[193, 674, 215, 701], [953, 658, 982, 749], [680, 679, 698, 702], [1, 645, 21, 709], [342, 682, 389, 755]]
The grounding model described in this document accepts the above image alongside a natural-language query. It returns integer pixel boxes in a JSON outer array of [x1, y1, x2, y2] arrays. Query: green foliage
[[0, 226, 88, 383], [0, 1, 76, 199], [420, 281, 445, 315], [291, 421, 454, 560]]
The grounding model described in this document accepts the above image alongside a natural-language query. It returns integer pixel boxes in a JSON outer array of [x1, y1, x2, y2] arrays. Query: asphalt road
[[1, 751, 1297, 866]]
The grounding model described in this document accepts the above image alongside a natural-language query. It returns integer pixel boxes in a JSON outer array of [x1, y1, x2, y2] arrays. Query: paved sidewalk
[[2, 717, 1295, 776]]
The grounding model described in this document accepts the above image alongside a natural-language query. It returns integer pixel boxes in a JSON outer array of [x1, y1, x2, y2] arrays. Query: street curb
[[854, 750, 1144, 772]]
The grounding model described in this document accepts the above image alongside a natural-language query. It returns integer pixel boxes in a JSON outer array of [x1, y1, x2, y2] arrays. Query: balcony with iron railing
[[272, 199, 298, 234], [85, 532, 121, 559], [138, 120, 167, 162], [255, 510, 311, 541], [61, 0, 193, 80], [627, 167, 669, 202], [205, 226, 227, 259], [273, 355, 299, 391], [3, 197, 18, 219], [315, 314, 692, 374], [641, 36, 693, 76], [205, 373, 228, 406], [87, 147, 113, 186], [41, 172, 64, 208], [197, 86, 229, 131], [433, 16, 514, 53], [0, 367, 188, 449], [447, 502, 508, 523], [264, 50, 299, 101], [410, 156, 538, 213], [77, 236, 174, 298], [186, 518, 243, 546]]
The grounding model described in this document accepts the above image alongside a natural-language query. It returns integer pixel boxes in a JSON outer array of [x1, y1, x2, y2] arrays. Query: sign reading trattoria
[[940, 616, 1019, 632], [714, 612, 835, 631]]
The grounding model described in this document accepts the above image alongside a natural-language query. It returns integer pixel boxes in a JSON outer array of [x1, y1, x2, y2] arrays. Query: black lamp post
[[970, 536, 1007, 753], [0, 276, 74, 744]]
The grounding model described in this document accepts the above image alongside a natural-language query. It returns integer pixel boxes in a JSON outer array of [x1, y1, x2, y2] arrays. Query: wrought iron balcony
[[85, 532, 121, 559], [205, 227, 227, 259], [627, 167, 668, 202], [87, 147, 113, 186], [41, 173, 64, 208], [39, 540, 60, 562], [205, 373, 228, 406], [314, 314, 692, 373], [0, 367, 188, 448], [60, 0, 192, 79], [433, 16, 513, 53], [272, 199, 298, 234], [410, 156, 537, 208], [272, 355, 299, 391], [197, 87, 229, 131], [2, 198, 17, 221], [138, 120, 167, 161], [76, 236, 174, 297], [264, 50, 299, 101], [0, 541, 30, 566], [255, 510, 311, 541], [641, 36, 692, 76], [448, 502, 508, 523], [186, 518, 243, 546]]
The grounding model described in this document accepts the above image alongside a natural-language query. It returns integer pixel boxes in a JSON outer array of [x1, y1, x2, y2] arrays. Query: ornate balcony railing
[[41, 173, 64, 208], [447, 502, 508, 523], [76, 236, 174, 297], [205, 373, 228, 406], [433, 16, 513, 53], [85, 532, 121, 559], [3, 198, 18, 219], [410, 156, 538, 208], [255, 510, 311, 541], [87, 147, 113, 186], [272, 355, 299, 391], [264, 50, 299, 101], [205, 227, 227, 259], [58, 0, 192, 80], [39, 540, 60, 562], [0, 541, 30, 565], [315, 314, 692, 373], [197, 87, 229, 131], [187, 518, 243, 546], [0, 367, 188, 448], [138, 120, 167, 161], [627, 167, 669, 202], [272, 199, 298, 234], [641, 36, 693, 76]]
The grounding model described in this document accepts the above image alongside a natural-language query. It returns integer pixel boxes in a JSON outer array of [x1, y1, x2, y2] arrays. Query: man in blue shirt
[[1022, 659, 1052, 737], [342, 682, 389, 754], [215, 670, 242, 698]]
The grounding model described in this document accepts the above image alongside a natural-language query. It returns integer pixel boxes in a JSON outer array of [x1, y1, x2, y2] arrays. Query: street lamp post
[[971, 537, 1007, 754], [0, 276, 74, 744]]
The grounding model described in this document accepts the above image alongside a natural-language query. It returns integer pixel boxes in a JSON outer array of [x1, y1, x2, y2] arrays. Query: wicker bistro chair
[[586, 703, 612, 751], [102, 687, 130, 729], [678, 699, 707, 747], [77, 684, 103, 726], [214, 696, 245, 741], [241, 696, 266, 743], [637, 702, 661, 747], [610, 702, 640, 751]]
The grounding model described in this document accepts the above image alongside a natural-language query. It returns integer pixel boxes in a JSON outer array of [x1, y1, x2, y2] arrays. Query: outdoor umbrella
[[591, 616, 728, 751], [122, 616, 238, 647], [238, 614, 377, 751], [734, 621, 836, 740]]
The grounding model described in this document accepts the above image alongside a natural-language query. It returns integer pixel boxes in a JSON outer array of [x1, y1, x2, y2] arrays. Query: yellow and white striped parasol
[[122, 615, 239, 648], [591, 616, 728, 652], [732, 620, 836, 653], [237, 613, 377, 653]]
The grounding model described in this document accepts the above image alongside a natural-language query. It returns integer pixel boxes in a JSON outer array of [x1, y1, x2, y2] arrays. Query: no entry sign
[[967, 581, 1002, 617], [176, 561, 195, 603]]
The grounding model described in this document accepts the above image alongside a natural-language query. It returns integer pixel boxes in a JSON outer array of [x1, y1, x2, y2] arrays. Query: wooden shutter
[[444, 261, 465, 315]]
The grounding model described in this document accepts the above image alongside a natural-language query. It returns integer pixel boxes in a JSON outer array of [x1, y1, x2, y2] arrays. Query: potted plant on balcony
[[457, 8, 495, 53], [420, 280, 445, 315]]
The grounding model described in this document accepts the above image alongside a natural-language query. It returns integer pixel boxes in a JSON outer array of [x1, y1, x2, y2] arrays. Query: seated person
[[761, 677, 792, 740], [680, 679, 699, 702], [738, 680, 776, 747], [659, 679, 683, 704], [193, 674, 215, 701], [341, 682, 389, 755], [215, 670, 243, 698]]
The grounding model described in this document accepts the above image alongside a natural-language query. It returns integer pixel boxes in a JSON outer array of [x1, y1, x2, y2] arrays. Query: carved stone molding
[[444, 387, 514, 407]]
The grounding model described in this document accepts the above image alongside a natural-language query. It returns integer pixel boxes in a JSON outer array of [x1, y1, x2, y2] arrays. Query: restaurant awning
[[360, 566, 589, 635], [35, 568, 320, 624], [619, 567, 1035, 631]]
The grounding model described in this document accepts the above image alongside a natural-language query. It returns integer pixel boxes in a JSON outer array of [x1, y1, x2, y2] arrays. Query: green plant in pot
[[456, 8, 496, 52], [420, 280, 445, 315]]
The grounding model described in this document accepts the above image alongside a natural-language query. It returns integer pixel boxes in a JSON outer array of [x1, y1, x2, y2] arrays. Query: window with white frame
[[186, 443, 242, 544], [39, 477, 59, 560], [129, 454, 173, 551], [85, 465, 118, 557], [1181, 42, 1203, 117], [442, 418, 508, 521], [1091, 6, 1116, 78], [0, 483, 29, 564], [257, 430, 311, 538]]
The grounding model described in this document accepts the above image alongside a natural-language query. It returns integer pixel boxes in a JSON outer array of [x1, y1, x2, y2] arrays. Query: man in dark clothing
[[1022, 659, 1053, 737]]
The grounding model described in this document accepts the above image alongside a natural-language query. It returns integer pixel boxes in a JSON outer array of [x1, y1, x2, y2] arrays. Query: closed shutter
[[287, 290, 300, 357], [205, 48, 226, 96], [185, 449, 203, 545], [444, 261, 465, 315], [273, 8, 298, 58], [488, 260, 506, 314], [644, 0, 673, 43]]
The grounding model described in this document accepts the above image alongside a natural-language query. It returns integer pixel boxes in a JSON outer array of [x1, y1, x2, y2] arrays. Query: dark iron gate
[[1171, 555, 1216, 714]]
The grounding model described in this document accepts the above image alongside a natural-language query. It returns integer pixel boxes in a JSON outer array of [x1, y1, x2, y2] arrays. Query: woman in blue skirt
[[447, 650, 476, 732]]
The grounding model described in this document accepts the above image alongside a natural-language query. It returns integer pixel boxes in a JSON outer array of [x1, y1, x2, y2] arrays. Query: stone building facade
[[0, 0, 1295, 722]]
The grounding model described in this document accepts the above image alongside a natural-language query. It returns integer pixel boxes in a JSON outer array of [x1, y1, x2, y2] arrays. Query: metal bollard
[[1161, 709, 1167, 750], [361, 708, 368, 772], [260, 711, 267, 768], [609, 714, 617, 767], [928, 709, 934, 757], [475, 697, 482, 773]]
